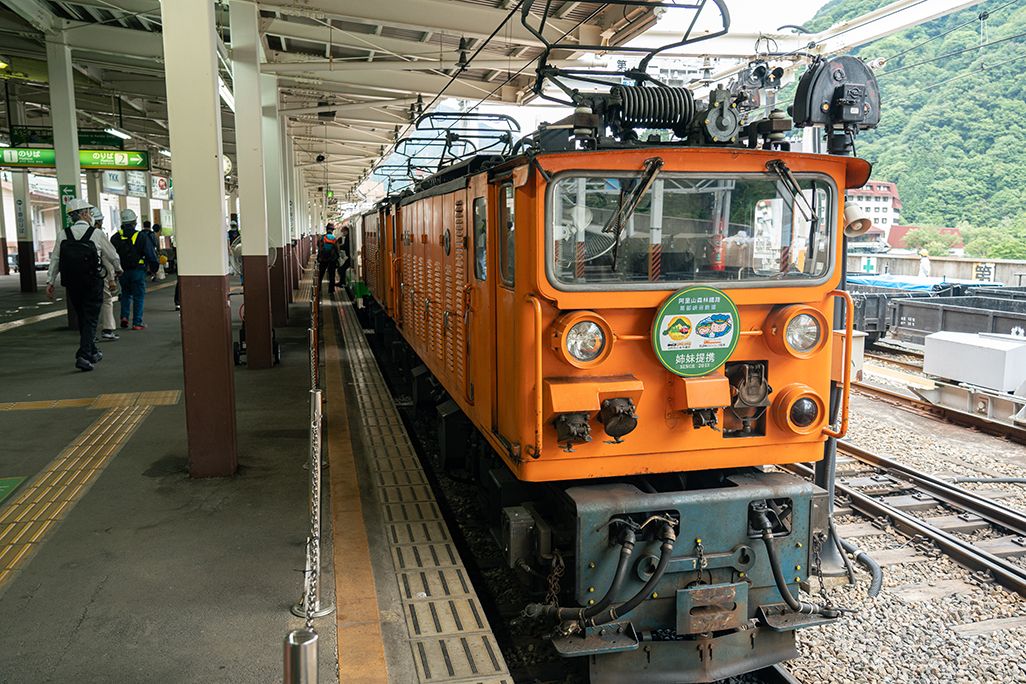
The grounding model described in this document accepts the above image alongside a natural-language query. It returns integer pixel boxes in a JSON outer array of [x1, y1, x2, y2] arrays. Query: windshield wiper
[[605, 156, 664, 273], [767, 159, 817, 225]]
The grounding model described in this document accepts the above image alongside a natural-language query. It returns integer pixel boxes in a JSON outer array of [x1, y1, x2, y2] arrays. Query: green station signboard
[[0, 148, 150, 170]]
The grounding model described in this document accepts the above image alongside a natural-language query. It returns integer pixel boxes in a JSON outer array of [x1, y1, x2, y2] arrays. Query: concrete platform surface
[[0, 276, 339, 683]]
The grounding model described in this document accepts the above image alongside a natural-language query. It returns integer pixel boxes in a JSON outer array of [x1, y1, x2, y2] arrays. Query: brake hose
[[587, 523, 676, 627], [751, 506, 840, 618]]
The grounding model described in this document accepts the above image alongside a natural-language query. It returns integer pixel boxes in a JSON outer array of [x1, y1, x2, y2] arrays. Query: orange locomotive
[[358, 50, 880, 683]]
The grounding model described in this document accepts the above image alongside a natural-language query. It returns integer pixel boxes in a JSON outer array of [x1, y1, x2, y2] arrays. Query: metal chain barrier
[[284, 279, 332, 683]]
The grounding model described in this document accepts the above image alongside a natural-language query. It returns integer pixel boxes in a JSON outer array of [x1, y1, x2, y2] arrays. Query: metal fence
[[284, 280, 332, 684]]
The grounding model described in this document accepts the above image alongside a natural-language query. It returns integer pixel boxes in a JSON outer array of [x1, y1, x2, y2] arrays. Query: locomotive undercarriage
[[363, 302, 839, 683]]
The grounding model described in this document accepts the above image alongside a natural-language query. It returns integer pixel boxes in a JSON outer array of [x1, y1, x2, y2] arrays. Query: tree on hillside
[[903, 226, 957, 256], [796, 0, 1026, 228], [963, 217, 1026, 260]]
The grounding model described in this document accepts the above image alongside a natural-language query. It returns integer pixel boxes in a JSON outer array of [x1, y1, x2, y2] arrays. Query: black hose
[[524, 527, 636, 623], [752, 508, 839, 618], [588, 524, 676, 627], [553, 533, 635, 622], [829, 519, 857, 584], [838, 536, 884, 598]]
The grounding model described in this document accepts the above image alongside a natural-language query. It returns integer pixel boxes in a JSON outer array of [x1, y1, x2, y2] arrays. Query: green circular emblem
[[651, 286, 740, 377]]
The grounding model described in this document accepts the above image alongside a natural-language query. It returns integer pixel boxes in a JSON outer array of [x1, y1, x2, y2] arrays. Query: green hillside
[[800, 0, 1026, 230]]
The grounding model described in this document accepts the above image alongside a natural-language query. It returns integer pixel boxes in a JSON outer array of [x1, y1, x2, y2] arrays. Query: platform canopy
[[0, 0, 658, 190]]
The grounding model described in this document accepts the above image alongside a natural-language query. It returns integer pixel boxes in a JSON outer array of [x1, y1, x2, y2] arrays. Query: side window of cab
[[498, 184, 515, 287], [473, 197, 487, 281]]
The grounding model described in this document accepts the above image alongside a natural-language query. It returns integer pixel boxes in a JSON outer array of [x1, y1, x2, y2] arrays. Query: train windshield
[[547, 173, 835, 289]]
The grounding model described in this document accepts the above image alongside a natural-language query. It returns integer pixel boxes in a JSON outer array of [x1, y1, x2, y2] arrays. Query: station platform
[[0, 270, 338, 682], [0, 268, 510, 683]]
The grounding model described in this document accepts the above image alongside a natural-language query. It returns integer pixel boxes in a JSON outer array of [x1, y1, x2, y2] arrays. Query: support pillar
[[85, 171, 101, 208], [160, 0, 237, 477], [0, 174, 9, 276], [262, 73, 288, 327], [12, 172, 36, 292], [230, 0, 273, 369]]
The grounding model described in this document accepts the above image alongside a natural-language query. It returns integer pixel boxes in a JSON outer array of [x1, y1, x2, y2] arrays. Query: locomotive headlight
[[567, 321, 605, 362], [552, 311, 613, 368], [773, 384, 826, 434], [765, 305, 829, 358], [785, 314, 821, 354]]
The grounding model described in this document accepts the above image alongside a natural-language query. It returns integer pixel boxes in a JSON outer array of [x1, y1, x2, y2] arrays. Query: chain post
[[292, 389, 335, 620], [283, 628, 318, 684]]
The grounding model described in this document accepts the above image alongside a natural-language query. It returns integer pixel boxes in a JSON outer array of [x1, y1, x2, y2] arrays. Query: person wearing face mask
[[46, 198, 120, 371]]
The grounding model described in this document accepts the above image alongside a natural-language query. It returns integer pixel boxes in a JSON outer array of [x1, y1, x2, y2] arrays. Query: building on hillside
[[849, 180, 903, 242]]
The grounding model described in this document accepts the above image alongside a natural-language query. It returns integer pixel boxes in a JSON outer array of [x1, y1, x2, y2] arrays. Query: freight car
[[351, 7, 878, 680]]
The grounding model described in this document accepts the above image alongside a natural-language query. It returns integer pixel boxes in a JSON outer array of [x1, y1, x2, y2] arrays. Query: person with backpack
[[46, 198, 120, 372], [317, 223, 341, 294], [111, 208, 158, 330], [336, 224, 352, 289]]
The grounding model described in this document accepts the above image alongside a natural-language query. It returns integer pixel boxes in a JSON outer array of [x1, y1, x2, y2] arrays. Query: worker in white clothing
[[90, 207, 123, 341], [46, 198, 121, 371]]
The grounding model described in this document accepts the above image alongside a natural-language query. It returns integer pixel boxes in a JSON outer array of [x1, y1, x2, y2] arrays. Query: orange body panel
[[361, 147, 861, 483]]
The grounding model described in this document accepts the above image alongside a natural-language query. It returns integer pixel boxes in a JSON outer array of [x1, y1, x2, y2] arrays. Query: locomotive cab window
[[473, 197, 487, 281], [547, 173, 835, 289], [498, 184, 515, 287]]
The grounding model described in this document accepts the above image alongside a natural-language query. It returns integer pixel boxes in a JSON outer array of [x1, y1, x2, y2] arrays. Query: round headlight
[[785, 313, 821, 354], [790, 397, 819, 428], [566, 321, 606, 362]]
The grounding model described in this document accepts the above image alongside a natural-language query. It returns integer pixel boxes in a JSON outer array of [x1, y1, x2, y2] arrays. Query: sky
[[661, 0, 830, 33]]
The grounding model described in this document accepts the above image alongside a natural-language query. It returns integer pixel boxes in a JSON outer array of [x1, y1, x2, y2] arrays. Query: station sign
[[0, 148, 150, 170], [10, 125, 125, 149], [126, 170, 148, 198]]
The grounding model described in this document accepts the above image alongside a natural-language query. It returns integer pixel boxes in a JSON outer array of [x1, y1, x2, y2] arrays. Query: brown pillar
[[269, 247, 288, 326], [180, 275, 238, 477], [18, 242, 37, 292], [283, 243, 294, 303], [290, 238, 300, 291], [0, 238, 8, 275], [241, 255, 274, 369]]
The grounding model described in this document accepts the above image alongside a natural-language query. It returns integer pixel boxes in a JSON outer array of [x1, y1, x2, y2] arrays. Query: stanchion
[[292, 388, 334, 620], [283, 628, 318, 684]]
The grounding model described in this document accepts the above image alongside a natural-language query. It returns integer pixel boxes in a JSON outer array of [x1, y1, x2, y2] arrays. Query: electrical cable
[[879, 29, 1026, 76], [884, 0, 1018, 62], [891, 50, 1026, 103]]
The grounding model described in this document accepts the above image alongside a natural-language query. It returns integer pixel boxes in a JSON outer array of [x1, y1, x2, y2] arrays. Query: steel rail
[[838, 440, 1026, 537], [863, 351, 923, 372], [786, 462, 1026, 597], [853, 380, 1026, 445]]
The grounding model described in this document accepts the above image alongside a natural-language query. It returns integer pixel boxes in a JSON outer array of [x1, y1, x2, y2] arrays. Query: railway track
[[853, 380, 1026, 445], [787, 440, 1026, 598], [864, 350, 924, 373]]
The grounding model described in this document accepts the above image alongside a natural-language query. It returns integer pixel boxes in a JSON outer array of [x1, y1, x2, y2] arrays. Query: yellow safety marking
[[0, 405, 152, 592], [323, 302, 390, 683], [0, 391, 179, 412]]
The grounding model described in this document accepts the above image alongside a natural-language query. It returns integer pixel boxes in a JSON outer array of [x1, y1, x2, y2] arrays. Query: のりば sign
[[652, 286, 740, 377]]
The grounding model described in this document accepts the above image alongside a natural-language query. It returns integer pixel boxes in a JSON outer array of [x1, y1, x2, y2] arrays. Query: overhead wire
[[878, 28, 1026, 76], [890, 49, 1026, 103], [883, 0, 1017, 62]]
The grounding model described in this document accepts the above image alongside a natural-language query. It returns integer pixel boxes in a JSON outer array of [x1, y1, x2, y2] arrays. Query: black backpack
[[113, 230, 143, 271], [58, 227, 103, 288]]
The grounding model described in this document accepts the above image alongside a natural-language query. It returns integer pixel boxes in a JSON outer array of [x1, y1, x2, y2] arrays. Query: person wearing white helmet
[[90, 207, 123, 341], [46, 197, 121, 371], [111, 207, 158, 330]]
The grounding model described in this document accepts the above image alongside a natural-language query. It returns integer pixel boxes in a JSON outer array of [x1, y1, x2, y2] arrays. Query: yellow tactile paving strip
[[0, 405, 152, 590], [0, 391, 180, 412], [331, 297, 511, 684]]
